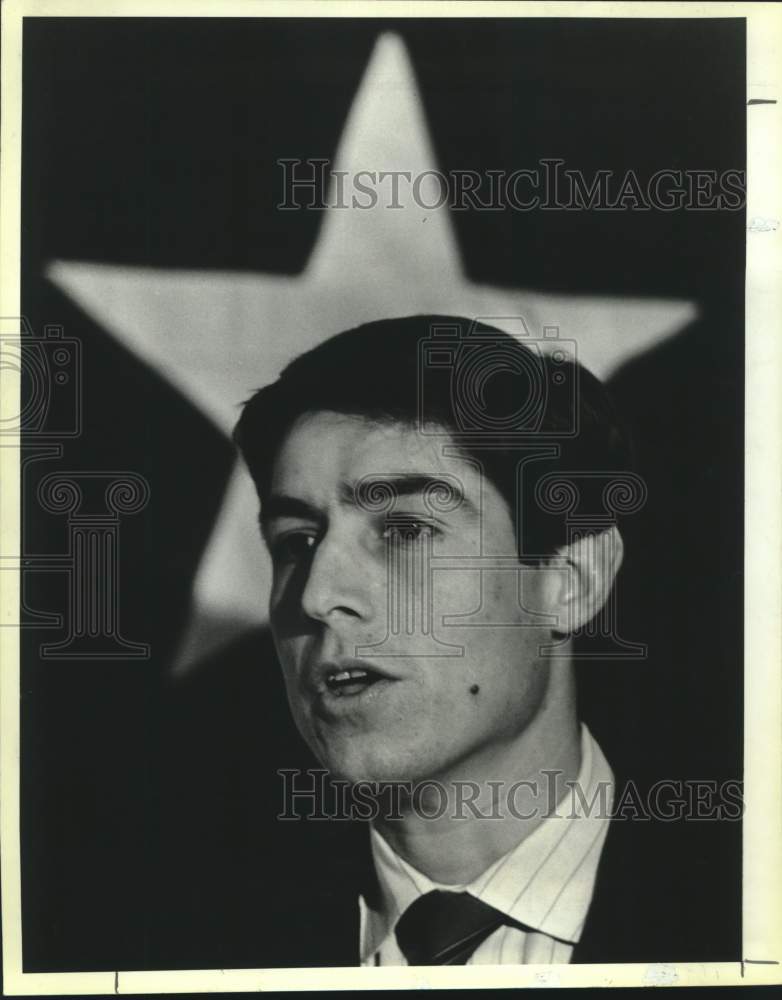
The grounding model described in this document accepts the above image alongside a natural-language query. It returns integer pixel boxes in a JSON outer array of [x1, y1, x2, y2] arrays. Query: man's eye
[[272, 532, 317, 562]]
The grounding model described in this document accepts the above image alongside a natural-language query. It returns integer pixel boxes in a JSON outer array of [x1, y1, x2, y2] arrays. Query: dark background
[[19, 17, 744, 971]]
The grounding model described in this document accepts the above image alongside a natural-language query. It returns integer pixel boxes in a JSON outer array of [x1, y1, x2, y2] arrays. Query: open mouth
[[324, 664, 384, 697]]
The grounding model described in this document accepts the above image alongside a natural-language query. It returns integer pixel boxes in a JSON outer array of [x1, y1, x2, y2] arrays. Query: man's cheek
[[433, 568, 527, 633], [431, 569, 482, 636], [276, 642, 305, 699]]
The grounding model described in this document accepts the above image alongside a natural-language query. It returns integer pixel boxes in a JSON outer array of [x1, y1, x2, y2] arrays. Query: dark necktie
[[394, 890, 511, 965]]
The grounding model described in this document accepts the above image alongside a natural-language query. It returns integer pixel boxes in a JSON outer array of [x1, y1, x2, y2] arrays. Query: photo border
[[1, 0, 780, 992]]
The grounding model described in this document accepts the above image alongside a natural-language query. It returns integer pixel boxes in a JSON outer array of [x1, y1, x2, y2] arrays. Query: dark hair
[[233, 315, 632, 561]]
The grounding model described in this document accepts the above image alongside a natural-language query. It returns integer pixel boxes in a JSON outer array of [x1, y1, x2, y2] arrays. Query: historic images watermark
[[277, 769, 744, 823], [1, 316, 151, 658], [278, 158, 746, 212]]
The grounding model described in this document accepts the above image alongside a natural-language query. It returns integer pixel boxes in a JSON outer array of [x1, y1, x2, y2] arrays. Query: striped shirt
[[359, 724, 614, 965]]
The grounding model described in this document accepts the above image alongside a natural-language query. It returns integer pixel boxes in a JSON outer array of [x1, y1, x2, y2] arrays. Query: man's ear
[[543, 526, 625, 635]]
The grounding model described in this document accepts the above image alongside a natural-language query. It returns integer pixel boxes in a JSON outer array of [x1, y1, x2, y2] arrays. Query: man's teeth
[[329, 668, 369, 683], [324, 667, 383, 693]]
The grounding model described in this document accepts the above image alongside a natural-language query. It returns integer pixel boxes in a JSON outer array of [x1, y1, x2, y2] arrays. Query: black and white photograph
[[1, 0, 780, 993]]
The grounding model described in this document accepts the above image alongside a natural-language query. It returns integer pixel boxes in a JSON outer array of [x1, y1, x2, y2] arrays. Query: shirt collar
[[360, 723, 614, 960]]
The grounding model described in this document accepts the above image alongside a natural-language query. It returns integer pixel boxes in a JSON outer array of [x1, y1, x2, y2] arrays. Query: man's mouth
[[324, 663, 384, 697], [313, 657, 394, 699]]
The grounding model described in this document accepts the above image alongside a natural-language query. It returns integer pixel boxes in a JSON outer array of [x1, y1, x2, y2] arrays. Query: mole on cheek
[[469, 684, 480, 695]]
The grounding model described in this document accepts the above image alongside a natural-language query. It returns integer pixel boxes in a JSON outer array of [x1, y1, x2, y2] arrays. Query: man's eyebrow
[[343, 475, 477, 515], [260, 476, 477, 529], [260, 494, 322, 527]]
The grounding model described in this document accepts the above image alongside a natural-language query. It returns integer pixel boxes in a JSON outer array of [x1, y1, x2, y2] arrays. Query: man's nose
[[300, 529, 373, 625]]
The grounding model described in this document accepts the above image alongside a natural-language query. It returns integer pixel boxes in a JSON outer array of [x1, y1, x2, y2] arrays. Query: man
[[152, 313, 740, 969], [229, 314, 636, 966]]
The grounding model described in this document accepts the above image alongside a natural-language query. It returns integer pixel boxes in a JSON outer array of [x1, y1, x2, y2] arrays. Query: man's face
[[263, 411, 555, 785]]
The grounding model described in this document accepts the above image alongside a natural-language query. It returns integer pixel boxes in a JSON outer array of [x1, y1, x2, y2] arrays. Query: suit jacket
[[270, 787, 738, 967], [152, 775, 740, 970]]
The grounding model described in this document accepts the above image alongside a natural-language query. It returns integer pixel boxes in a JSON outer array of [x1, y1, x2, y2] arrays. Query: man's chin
[[315, 743, 428, 787]]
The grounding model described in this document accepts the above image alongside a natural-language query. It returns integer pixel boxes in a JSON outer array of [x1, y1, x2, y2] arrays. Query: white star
[[47, 33, 697, 672]]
